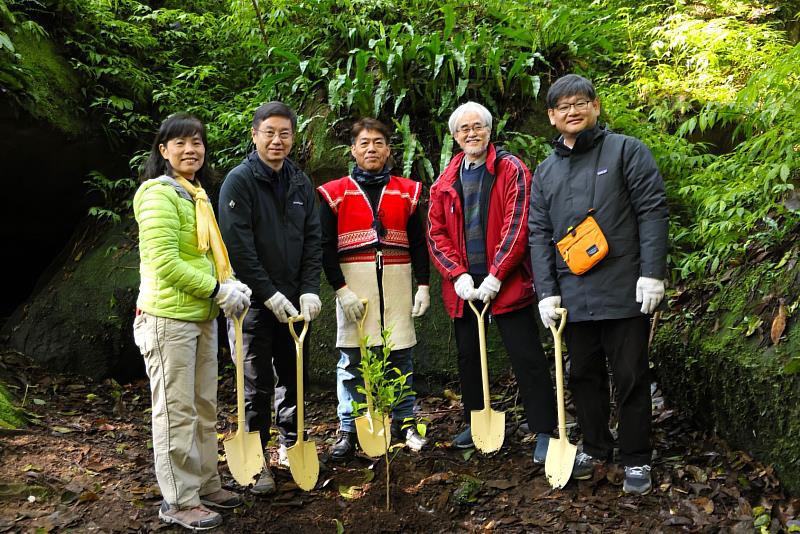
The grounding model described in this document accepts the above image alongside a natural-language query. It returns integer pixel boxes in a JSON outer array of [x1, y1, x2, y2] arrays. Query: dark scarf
[[351, 165, 391, 187]]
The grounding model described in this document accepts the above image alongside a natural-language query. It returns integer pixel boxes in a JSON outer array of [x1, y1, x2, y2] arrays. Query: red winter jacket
[[427, 144, 535, 318]]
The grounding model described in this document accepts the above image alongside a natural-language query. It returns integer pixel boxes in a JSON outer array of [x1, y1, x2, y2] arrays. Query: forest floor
[[0, 348, 797, 534]]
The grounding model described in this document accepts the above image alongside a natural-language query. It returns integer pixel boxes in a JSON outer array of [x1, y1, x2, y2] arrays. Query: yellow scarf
[[174, 176, 233, 283]]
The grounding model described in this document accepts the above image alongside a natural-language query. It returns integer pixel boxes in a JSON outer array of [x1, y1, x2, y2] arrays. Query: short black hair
[[252, 101, 297, 131], [140, 113, 213, 184], [350, 118, 391, 145], [546, 74, 597, 109]]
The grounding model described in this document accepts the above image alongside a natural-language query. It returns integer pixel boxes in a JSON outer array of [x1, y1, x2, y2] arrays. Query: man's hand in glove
[[537, 295, 562, 329], [411, 285, 430, 317], [265, 291, 299, 323], [453, 273, 476, 301], [636, 277, 665, 315], [475, 274, 501, 303], [299, 293, 322, 321], [335, 286, 364, 323]]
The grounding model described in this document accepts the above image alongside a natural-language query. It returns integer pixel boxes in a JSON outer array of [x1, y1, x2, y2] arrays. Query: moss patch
[[653, 247, 800, 494], [0, 383, 24, 429]]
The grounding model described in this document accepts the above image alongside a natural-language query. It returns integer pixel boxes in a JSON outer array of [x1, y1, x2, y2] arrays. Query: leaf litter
[[0, 349, 797, 533]]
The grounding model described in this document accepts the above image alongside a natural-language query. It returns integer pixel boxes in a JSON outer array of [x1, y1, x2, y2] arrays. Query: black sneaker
[[391, 418, 428, 452], [330, 430, 356, 461], [623, 465, 652, 495], [572, 452, 596, 480]]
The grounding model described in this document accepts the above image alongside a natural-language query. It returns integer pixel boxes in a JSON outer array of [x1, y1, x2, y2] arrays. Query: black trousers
[[563, 315, 651, 467], [227, 305, 310, 448], [453, 305, 557, 434]]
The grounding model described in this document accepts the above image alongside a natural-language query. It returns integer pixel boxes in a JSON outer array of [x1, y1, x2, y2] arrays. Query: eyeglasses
[[553, 100, 592, 114], [256, 129, 293, 141], [456, 123, 488, 135]]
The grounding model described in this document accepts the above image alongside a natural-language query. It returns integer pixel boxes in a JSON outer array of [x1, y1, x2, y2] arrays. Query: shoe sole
[[158, 509, 222, 531], [623, 485, 652, 495], [200, 498, 243, 509], [572, 471, 594, 481], [249, 485, 276, 496]]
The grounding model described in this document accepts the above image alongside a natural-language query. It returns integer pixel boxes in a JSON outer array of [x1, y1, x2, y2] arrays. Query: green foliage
[[84, 170, 136, 225]]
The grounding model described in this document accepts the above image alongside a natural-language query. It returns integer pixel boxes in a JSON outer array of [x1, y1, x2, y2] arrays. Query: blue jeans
[[336, 346, 415, 432]]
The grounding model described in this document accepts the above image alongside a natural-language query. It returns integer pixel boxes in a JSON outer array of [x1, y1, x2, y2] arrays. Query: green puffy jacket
[[133, 177, 219, 322]]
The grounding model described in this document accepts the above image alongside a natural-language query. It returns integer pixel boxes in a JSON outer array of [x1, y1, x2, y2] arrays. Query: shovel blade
[[355, 412, 391, 458], [223, 430, 265, 487], [544, 437, 578, 489], [287, 440, 319, 491], [470, 407, 505, 453]]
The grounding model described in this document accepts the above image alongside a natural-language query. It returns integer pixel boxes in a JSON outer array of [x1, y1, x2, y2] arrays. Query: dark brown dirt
[[0, 349, 797, 533]]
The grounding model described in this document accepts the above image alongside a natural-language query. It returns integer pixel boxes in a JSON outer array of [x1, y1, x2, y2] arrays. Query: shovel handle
[[549, 307, 569, 440], [467, 299, 489, 321], [548, 307, 567, 339], [355, 299, 377, 416], [232, 307, 250, 429], [467, 299, 492, 407], [288, 314, 308, 344]]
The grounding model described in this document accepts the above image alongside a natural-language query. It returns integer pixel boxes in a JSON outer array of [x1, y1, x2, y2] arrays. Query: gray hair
[[448, 101, 493, 135]]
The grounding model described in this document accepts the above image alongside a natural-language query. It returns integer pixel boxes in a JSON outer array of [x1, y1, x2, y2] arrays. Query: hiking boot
[[572, 452, 596, 480], [158, 501, 222, 531], [278, 443, 291, 468], [451, 426, 474, 449], [623, 465, 652, 495], [200, 488, 243, 509], [391, 418, 428, 452], [532, 433, 552, 465], [330, 430, 357, 461], [250, 466, 276, 495]]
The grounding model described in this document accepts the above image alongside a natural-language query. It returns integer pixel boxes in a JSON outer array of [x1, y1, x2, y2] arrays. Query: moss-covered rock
[[0, 383, 24, 429], [652, 247, 800, 494]]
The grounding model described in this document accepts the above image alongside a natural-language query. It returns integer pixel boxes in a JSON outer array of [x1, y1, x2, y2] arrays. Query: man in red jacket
[[427, 102, 557, 461]]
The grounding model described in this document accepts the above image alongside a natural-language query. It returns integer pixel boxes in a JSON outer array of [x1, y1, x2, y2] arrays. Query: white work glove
[[636, 277, 665, 315], [537, 295, 562, 329], [453, 273, 476, 301], [475, 274, 502, 303], [411, 285, 430, 317], [264, 291, 299, 323], [299, 293, 322, 321], [225, 278, 252, 298], [335, 286, 365, 323], [215, 280, 250, 318]]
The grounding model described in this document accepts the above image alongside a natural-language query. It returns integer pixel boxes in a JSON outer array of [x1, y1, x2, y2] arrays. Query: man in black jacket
[[528, 75, 668, 495], [218, 101, 322, 494]]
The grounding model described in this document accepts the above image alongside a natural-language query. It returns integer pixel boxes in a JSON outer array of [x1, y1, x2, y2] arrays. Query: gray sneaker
[[451, 426, 474, 449], [158, 501, 222, 531], [572, 452, 596, 480], [623, 465, 652, 495], [250, 466, 276, 495], [532, 433, 551, 465]]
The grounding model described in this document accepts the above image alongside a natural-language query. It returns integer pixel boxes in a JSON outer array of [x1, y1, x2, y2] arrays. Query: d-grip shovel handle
[[288, 314, 308, 343], [548, 307, 567, 338]]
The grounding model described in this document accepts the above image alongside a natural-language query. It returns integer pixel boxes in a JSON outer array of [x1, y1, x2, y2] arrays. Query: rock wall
[[652, 246, 800, 494]]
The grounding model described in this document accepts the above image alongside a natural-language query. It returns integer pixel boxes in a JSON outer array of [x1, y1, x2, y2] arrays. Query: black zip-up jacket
[[528, 125, 668, 322], [218, 151, 322, 305]]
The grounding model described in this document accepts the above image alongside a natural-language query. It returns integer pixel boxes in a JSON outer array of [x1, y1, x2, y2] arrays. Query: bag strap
[[587, 136, 606, 213]]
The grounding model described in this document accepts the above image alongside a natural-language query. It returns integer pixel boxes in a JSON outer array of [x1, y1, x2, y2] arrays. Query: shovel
[[353, 299, 391, 458], [468, 300, 505, 453], [224, 308, 266, 486], [287, 314, 319, 491], [545, 307, 576, 489]]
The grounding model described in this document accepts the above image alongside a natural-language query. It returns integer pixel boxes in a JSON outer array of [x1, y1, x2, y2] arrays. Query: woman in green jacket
[[133, 113, 250, 531]]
